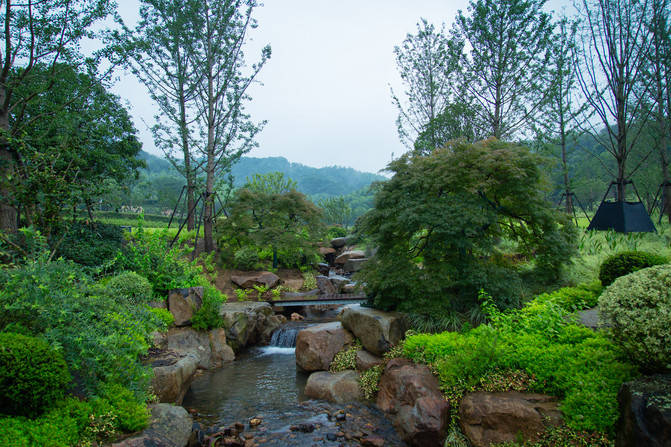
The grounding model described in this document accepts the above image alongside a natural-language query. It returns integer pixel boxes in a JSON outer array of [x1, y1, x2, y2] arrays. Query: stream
[[182, 316, 406, 446]]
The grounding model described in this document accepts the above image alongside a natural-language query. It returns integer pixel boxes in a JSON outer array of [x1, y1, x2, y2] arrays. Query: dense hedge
[[0, 333, 70, 417], [598, 250, 667, 286], [54, 222, 124, 267]]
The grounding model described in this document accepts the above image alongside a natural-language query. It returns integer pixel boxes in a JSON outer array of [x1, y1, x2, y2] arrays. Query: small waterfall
[[269, 325, 300, 348]]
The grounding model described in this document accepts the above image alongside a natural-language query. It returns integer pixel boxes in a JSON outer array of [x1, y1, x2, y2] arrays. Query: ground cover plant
[[402, 285, 637, 436]]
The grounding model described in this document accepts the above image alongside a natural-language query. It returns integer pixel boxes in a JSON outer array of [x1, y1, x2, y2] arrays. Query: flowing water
[[182, 318, 406, 446]]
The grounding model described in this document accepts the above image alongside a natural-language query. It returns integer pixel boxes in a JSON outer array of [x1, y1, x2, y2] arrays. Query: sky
[[114, 0, 572, 174]]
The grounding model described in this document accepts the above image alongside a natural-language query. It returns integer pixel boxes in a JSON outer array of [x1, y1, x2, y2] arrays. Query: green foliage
[[148, 308, 174, 331], [358, 139, 577, 315], [599, 264, 671, 372], [114, 220, 203, 298], [319, 196, 353, 228], [234, 288, 251, 301], [104, 271, 154, 305], [0, 387, 150, 447], [234, 246, 260, 270], [302, 271, 317, 291], [326, 225, 347, 239], [330, 342, 361, 373], [191, 287, 226, 331], [0, 333, 70, 417], [598, 250, 668, 286], [403, 285, 637, 433], [217, 178, 325, 269], [0, 256, 159, 397], [529, 281, 602, 312], [54, 222, 124, 267], [359, 365, 383, 400], [492, 425, 611, 447]]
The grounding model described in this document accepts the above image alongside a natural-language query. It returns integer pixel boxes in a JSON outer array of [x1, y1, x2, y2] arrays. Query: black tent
[[587, 201, 656, 233]]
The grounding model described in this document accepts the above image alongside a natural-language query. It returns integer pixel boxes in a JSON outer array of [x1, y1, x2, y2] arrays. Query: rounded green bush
[[106, 271, 153, 305], [0, 333, 70, 416], [234, 246, 259, 270], [598, 250, 667, 286], [599, 264, 671, 372]]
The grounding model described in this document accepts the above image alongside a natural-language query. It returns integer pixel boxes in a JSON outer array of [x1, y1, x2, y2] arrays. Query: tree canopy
[[357, 138, 577, 319]]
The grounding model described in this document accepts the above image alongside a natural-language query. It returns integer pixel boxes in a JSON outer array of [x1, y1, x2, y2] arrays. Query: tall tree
[[123, 0, 201, 230], [575, 0, 653, 201], [191, 0, 270, 252], [539, 17, 584, 213], [645, 0, 671, 221], [453, 0, 554, 139], [0, 0, 114, 233], [391, 19, 462, 153]]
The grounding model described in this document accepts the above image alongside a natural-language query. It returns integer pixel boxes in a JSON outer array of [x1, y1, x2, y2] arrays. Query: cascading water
[[269, 325, 299, 348]]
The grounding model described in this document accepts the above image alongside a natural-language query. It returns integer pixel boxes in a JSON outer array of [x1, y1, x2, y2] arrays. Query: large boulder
[[150, 351, 198, 404], [459, 392, 563, 447], [330, 237, 348, 249], [230, 271, 280, 289], [166, 327, 234, 369], [616, 374, 671, 447], [356, 350, 383, 371], [295, 321, 354, 371], [110, 404, 192, 447], [219, 301, 274, 351], [339, 304, 408, 356], [377, 358, 449, 447], [304, 370, 362, 403], [168, 287, 203, 327], [329, 275, 351, 293], [335, 250, 365, 265], [316, 275, 337, 295]]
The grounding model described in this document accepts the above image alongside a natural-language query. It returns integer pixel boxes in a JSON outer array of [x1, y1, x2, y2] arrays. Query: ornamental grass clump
[[599, 264, 671, 372]]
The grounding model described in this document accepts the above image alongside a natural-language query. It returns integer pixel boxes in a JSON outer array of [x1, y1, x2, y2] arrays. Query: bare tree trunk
[[178, 82, 196, 231], [0, 106, 17, 233], [202, 17, 215, 253]]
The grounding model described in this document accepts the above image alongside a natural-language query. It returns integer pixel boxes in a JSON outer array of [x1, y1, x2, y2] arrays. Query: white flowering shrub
[[599, 264, 671, 372]]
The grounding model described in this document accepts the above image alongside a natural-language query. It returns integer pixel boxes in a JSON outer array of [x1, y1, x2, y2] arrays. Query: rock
[[329, 275, 351, 293], [111, 404, 192, 447], [616, 374, 671, 447], [339, 304, 408, 356], [304, 370, 362, 403], [291, 312, 304, 321], [259, 314, 286, 343], [290, 423, 316, 433], [295, 321, 354, 371], [151, 351, 198, 404], [317, 263, 330, 275], [230, 271, 280, 289], [168, 287, 204, 327], [316, 275, 337, 295], [249, 418, 262, 427], [343, 258, 368, 273], [377, 358, 449, 447], [167, 327, 235, 369], [356, 350, 383, 371], [331, 237, 348, 249], [152, 331, 168, 350], [319, 247, 337, 256], [459, 392, 563, 447], [220, 302, 274, 351], [335, 250, 365, 265]]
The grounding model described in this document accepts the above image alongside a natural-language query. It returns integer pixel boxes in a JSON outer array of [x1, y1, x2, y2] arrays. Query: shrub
[[149, 307, 174, 330], [598, 250, 667, 286], [234, 246, 259, 270], [528, 281, 602, 313], [114, 222, 203, 298], [0, 259, 158, 396], [105, 271, 153, 305], [0, 333, 70, 417], [599, 264, 671, 372], [326, 226, 347, 239], [359, 364, 383, 400]]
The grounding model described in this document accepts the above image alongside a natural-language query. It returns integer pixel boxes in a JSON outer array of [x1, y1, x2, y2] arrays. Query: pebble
[[249, 418, 262, 427], [361, 436, 385, 447], [326, 433, 338, 441]]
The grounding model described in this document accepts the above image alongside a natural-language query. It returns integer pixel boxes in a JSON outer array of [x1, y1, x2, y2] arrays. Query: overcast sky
[[114, 0, 572, 174]]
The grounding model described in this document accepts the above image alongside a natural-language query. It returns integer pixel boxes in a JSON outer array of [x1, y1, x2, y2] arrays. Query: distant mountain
[[138, 151, 386, 198]]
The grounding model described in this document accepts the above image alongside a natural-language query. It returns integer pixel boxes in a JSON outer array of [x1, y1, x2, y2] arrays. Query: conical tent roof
[[587, 201, 656, 233]]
